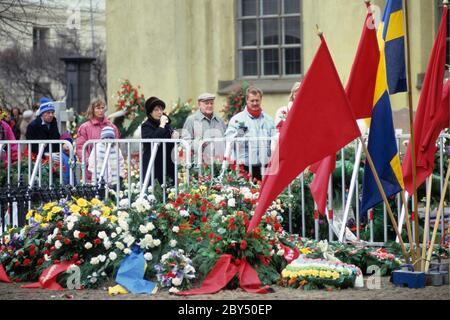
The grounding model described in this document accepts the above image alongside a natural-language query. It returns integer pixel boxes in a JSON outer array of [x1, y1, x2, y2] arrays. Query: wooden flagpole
[[359, 137, 411, 262], [403, 0, 421, 262], [421, 175, 433, 271]]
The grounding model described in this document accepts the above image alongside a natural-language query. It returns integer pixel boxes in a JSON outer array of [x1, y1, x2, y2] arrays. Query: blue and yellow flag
[[382, 0, 407, 94], [360, 0, 405, 214]]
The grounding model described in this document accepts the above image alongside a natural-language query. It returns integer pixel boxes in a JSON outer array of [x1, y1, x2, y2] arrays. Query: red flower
[[201, 216, 207, 223], [208, 232, 214, 239], [215, 235, 222, 242], [166, 271, 176, 278], [200, 206, 207, 212], [56, 221, 63, 229], [64, 238, 71, 245], [14, 261, 20, 268], [23, 259, 31, 267], [37, 258, 44, 266], [72, 253, 79, 261], [194, 194, 200, 200], [188, 215, 196, 224], [240, 240, 248, 250], [94, 239, 102, 246], [196, 237, 203, 242], [78, 232, 86, 239], [56, 234, 63, 241], [17, 250, 24, 256]]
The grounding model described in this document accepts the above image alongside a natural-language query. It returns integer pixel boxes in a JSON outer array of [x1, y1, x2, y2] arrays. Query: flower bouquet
[[155, 249, 196, 293], [280, 257, 361, 290]]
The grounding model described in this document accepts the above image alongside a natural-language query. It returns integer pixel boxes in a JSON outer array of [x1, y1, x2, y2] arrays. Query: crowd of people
[[0, 83, 301, 188]]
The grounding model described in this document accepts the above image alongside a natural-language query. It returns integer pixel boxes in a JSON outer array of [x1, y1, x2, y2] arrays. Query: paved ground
[[0, 277, 448, 300]]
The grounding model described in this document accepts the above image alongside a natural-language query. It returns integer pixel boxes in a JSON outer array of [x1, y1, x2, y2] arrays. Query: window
[[33, 27, 49, 51], [237, 0, 302, 78]]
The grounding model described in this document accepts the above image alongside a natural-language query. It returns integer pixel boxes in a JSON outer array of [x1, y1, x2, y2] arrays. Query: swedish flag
[[382, 0, 407, 94], [360, 0, 405, 214]]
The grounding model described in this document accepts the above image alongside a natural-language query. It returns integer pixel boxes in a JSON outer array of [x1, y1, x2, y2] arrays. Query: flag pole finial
[[315, 24, 323, 37]]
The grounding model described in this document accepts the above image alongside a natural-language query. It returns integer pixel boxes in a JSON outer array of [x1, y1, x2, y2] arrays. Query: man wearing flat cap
[[26, 97, 61, 154], [182, 92, 226, 164]]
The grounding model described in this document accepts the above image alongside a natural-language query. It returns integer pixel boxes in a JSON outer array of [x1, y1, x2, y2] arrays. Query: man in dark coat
[[26, 97, 61, 154], [141, 96, 176, 187]]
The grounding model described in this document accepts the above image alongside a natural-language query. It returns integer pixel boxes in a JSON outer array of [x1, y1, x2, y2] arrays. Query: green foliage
[[221, 81, 249, 124], [168, 99, 197, 130]]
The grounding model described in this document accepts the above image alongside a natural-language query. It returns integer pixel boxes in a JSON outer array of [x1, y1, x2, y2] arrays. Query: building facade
[[0, 1, 105, 109], [106, 0, 448, 132]]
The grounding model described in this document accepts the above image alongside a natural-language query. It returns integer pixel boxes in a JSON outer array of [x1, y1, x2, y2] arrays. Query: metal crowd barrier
[[80, 139, 192, 208], [0, 140, 74, 231], [1, 133, 449, 246]]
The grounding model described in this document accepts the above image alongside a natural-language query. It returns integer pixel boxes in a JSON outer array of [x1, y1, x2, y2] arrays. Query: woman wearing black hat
[[141, 96, 176, 188]]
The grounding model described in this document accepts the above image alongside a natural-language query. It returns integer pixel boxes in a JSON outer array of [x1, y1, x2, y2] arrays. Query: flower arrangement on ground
[[155, 249, 196, 293]]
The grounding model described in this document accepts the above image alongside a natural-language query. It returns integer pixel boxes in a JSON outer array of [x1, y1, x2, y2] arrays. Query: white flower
[[139, 225, 148, 234], [99, 217, 107, 225], [266, 225, 272, 231], [144, 252, 153, 261], [73, 230, 80, 239], [172, 277, 182, 287], [55, 240, 62, 249], [90, 257, 99, 265], [44, 254, 51, 261], [228, 198, 236, 207], [103, 240, 111, 250], [109, 252, 118, 261], [168, 287, 179, 294], [179, 209, 189, 217], [98, 255, 106, 263], [67, 222, 74, 231], [270, 250, 275, 256], [115, 227, 123, 234], [270, 210, 278, 218], [98, 231, 107, 239], [169, 239, 177, 247], [91, 210, 101, 217], [124, 248, 131, 255], [172, 226, 180, 233], [153, 239, 161, 247], [217, 210, 223, 216], [117, 211, 129, 220], [123, 235, 135, 247], [52, 228, 59, 237], [119, 199, 130, 208], [111, 232, 117, 239], [146, 223, 155, 231], [84, 242, 93, 250], [116, 242, 125, 250]]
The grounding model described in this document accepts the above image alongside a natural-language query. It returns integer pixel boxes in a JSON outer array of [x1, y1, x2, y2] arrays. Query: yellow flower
[[300, 248, 312, 255], [109, 216, 118, 224], [46, 212, 53, 222], [43, 202, 56, 210], [101, 206, 112, 216], [199, 185, 207, 193], [40, 223, 49, 229], [34, 214, 43, 223], [90, 198, 103, 206], [70, 204, 81, 213], [26, 210, 34, 220], [50, 206, 62, 214], [76, 198, 89, 207]]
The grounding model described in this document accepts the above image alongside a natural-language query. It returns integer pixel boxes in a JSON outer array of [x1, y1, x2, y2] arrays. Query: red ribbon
[[0, 263, 12, 283], [21, 261, 73, 290], [177, 254, 271, 296]]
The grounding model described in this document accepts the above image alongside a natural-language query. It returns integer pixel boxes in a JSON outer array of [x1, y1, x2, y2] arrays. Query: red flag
[[402, 5, 449, 194], [345, 2, 380, 119], [0, 263, 12, 283], [248, 35, 361, 232], [309, 154, 336, 215]]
